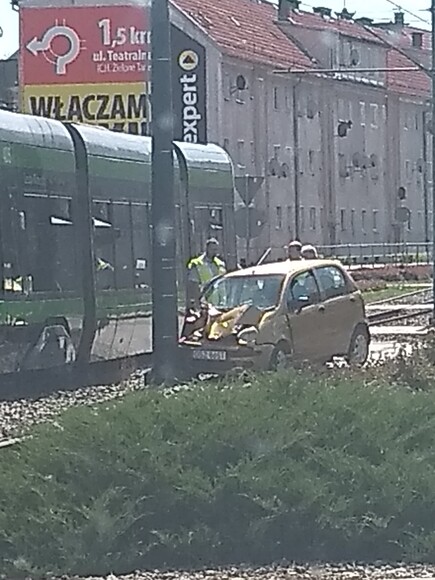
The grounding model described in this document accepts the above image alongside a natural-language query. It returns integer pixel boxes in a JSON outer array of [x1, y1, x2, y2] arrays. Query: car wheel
[[269, 343, 292, 371], [347, 326, 370, 367]]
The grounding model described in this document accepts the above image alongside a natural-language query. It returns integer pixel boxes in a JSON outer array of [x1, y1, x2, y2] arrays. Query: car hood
[[180, 303, 266, 344]]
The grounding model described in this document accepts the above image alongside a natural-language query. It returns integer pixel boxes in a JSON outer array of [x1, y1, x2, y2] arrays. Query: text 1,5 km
[[98, 18, 150, 48]]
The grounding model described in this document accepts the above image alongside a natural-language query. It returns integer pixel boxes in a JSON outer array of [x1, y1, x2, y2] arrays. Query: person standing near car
[[187, 238, 226, 306], [287, 240, 303, 261], [301, 244, 319, 259]]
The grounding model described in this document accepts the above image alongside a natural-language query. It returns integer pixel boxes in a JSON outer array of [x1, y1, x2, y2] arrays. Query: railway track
[[367, 287, 433, 327], [0, 352, 153, 401]]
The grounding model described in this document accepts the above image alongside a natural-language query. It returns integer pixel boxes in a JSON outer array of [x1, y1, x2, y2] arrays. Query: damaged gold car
[[179, 259, 370, 373]]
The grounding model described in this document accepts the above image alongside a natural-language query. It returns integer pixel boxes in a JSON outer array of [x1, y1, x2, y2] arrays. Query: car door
[[313, 264, 358, 356], [285, 270, 327, 360]]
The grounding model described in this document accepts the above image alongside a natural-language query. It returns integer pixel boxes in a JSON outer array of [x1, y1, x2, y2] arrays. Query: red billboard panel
[[20, 5, 150, 86]]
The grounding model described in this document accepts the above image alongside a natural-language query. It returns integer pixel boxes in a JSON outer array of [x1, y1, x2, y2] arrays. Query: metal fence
[[316, 242, 433, 266]]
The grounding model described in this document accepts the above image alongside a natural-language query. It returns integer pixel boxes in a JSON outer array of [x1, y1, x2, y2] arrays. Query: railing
[[316, 242, 433, 267]]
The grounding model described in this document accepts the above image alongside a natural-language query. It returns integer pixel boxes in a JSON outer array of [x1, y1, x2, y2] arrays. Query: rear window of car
[[315, 265, 348, 299]]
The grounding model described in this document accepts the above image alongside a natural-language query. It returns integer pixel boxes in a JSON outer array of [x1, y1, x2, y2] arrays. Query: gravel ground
[[0, 370, 147, 442], [62, 564, 435, 580]]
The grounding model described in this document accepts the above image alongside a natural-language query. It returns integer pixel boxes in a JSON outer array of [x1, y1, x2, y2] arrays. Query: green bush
[[4, 355, 435, 577]]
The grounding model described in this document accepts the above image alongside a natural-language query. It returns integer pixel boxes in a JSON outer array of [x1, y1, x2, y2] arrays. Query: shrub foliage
[[4, 351, 435, 577]]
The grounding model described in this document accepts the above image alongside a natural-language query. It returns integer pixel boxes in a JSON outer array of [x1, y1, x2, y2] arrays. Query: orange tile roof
[[370, 26, 431, 98], [288, 9, 384, 44], [172, 0, 431, 99], [172, 0, 314, 69]]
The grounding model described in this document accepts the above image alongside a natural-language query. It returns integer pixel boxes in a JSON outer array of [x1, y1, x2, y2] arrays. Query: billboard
[[20, 5, 150, 134], [19, 4, 208, 142]]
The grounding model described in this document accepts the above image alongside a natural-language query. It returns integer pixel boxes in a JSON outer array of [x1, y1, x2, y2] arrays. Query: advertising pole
[[432, 0, 435, 322], [151, 0, 179, 381]]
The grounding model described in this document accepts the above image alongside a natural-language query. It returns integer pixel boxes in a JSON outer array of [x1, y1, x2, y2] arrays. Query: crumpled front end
[[179, 304, 274, 373]]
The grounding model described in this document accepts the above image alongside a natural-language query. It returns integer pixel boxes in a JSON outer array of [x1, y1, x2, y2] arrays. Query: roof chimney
[[313, 6, 332, 18], [411, 31, 423, 49], [356, 17, 373, 26], [278, 0, 300, 20], [394, 11, 405, 26], [336, 7, 355, 20]]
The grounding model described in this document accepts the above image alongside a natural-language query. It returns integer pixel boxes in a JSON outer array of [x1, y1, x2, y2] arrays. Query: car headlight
[[237, 326, 258, 346]]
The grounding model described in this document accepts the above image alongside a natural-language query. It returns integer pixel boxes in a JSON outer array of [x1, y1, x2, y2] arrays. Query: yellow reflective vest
[[4, 277, 23, 292], [187, 254, 226, 286]]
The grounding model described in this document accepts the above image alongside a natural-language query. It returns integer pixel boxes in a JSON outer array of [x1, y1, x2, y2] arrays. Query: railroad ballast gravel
[[60, 564, 435, 580], [0, 370, 147, 441]]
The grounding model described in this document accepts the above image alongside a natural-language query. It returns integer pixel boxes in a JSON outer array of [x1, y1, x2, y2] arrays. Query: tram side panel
[[0, 111, 82, 373], [68, 124, 154, 362]]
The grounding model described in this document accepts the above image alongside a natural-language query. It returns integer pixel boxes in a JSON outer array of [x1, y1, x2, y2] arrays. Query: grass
[[4, 349, 435, 577], [362, 283, 427, 303]]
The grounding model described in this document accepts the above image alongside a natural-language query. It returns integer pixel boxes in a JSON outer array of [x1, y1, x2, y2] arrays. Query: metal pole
[[432, 0, 435, 320], [292, 82, 300, 239], [151, 0, 179, 382]]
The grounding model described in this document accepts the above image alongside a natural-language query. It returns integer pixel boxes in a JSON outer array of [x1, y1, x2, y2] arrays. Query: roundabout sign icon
[[26, 22, 83, 76]]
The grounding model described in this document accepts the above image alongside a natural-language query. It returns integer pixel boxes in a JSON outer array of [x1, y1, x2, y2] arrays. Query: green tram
[[0, 109, 236, 375]]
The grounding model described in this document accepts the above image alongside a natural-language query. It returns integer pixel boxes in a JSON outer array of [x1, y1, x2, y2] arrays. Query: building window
[[404, 111, 409, 130], [373, 209, 378, 231], [223, 73, 231, 100], [310, 207, 316, 230], [405, 160, 412, 181], [370, 104, 378, 128], [250, 141, 255, 165], [299, 206, 305, 232], [276, 206, 283, 230], [361, 209, 367, 232], [360, 101, 366, 126], [223, 138, 230, 152], [237, 140, 245, 167], [273, 144, 281, 159], [350, 209, 355, 236], [285, 86, 291, 110], [407, 211, 412, 231], [340, 209, 346, 231], [308, 150, 315, 175], [287, 206, 293, 231], [273, 86, 279, 110], [320, 207, 325, 229], [415, 113, 420, 131]]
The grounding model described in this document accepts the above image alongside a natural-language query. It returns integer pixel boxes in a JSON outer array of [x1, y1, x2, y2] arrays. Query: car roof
[[226, 259, 344, 278]]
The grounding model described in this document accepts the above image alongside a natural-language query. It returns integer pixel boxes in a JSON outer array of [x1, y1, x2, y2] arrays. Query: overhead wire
[[296, 0, 430, 27], [384, 0, 430, 26]]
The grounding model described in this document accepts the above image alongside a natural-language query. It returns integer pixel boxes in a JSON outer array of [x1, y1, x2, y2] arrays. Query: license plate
[[192, 349, 227, 361]]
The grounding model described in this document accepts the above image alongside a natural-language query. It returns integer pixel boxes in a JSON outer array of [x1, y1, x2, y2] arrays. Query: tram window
[[132, 203, 150, 288], [1, 195, 79, 294], [210, 208, 223, 231], [112, 203, 134, 290]]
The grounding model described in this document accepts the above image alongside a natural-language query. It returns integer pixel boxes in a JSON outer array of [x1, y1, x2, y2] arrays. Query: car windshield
[[203, 274, 285, 311]]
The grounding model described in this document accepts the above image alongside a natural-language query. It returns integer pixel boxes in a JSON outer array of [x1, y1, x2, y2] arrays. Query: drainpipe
[[292, 81, 301, 238], [423, 109, 430, 248]]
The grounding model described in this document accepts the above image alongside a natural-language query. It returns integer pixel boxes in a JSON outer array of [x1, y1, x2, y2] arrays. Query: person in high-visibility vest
[[187, 238, 226, 306], [96, 256, 114, 272], [3, 276, 23, 292]]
